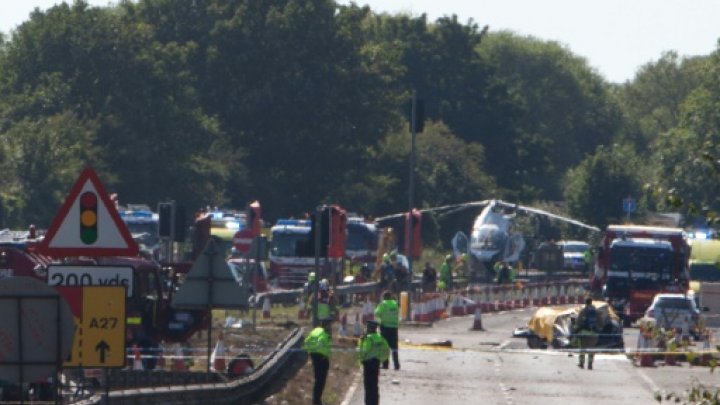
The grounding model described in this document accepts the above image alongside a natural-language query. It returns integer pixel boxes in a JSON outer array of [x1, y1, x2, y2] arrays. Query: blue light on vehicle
[[276, 219, 310, 227], [226, 221, 240, 230]]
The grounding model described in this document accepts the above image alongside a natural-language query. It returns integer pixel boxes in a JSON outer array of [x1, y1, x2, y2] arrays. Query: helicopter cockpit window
[[476, 228, 505, 249]]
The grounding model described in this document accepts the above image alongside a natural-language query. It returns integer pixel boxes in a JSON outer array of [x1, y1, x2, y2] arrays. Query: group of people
[[303, 291, 401, 405], [378, 253, 409, 294]]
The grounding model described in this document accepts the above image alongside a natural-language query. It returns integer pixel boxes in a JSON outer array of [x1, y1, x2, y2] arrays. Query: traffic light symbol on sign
[[80, 192, 98, 245]]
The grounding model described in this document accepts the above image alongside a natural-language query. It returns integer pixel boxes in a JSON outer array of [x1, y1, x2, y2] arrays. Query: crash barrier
[[72, 328, 307, 405]]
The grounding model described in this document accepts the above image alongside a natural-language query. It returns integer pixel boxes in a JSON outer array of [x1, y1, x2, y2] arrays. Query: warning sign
[[38, 168, 138, 257], [58, 286, 126, 368]]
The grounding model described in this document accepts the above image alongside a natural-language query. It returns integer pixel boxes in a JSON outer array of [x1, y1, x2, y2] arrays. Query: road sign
[[623, 197, 637, 214], [48, 265, 134, 297], [233, 229, 254, 254], [0, 277, 75, 383], [172, 237, 250, 309], [38, 167, 138, 257], [57, 286, 126, 368]]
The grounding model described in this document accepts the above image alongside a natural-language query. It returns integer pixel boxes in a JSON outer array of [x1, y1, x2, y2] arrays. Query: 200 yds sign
[[48, 265, 133, 297]]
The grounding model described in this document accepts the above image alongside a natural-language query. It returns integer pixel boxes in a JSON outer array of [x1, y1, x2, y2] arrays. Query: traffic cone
[[353, 313, 362, 336], [471, 307, 484, 331], [172, 343, 187, 372], [132, 344, 144, 371], [298, 298, 307, 320], [211, 332, 227, 373], [262, 298, 271, 319]]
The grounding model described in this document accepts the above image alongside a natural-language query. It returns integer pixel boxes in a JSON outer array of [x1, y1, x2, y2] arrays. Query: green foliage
[[478, 31, 622, 200], [563, 144, 643, 228]]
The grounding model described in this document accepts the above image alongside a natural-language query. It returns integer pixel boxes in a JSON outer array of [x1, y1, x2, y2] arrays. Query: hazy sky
[[3, 0, 720, 83]]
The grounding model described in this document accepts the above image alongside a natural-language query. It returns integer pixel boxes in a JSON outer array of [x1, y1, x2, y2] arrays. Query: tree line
[[0, 0, 718, 235]]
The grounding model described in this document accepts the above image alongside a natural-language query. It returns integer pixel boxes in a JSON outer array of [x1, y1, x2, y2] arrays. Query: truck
[[268, 205, 348, 288], [590, 225, 690, 326], [268, 219, 320, 288]]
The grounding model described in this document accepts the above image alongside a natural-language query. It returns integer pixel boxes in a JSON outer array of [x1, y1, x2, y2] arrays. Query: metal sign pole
[[206, 240, 215, 377], [312, 206, 322, 326]]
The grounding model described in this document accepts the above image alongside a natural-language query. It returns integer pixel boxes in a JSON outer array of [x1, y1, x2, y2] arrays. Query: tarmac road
[[341, 306, 720, 405]]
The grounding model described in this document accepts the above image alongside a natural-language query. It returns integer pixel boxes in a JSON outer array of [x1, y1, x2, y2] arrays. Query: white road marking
[[340, 370, 361, 405]]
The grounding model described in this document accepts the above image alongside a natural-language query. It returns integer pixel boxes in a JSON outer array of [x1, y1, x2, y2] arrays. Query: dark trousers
[[310, 353, 329, 405], [363, 358, 380, 405], [380, 326, 399, 369]]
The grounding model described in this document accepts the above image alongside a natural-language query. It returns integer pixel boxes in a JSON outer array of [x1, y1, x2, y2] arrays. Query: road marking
[[635, 368, 660, 393], [340, 370, 361, 405]]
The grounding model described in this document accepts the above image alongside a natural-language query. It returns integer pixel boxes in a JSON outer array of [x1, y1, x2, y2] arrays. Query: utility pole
[[407, 90, 418, 321]]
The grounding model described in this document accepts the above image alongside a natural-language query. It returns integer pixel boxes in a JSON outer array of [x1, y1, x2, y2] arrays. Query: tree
[[478, 31, 623, 200], [563, 144, 644, 229], [617, 51, 707, 154]]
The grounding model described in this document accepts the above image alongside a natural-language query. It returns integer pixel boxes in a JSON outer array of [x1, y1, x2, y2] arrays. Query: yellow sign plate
[[65, 286, 126, 368]]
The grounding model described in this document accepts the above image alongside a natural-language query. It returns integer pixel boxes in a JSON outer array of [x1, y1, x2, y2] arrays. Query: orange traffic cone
[[132, 344, 144, 371], [262, 298, 271, 319], [211, 332, 227, 373], [471, 307, 484, 331], [172, 343, 187, 372]]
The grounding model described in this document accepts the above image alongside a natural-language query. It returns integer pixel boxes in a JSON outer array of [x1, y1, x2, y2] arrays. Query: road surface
[[341, 307, 720, 405]]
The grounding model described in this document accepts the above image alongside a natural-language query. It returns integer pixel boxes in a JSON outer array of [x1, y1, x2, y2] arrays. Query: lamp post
[[407, 91, 418, 321]]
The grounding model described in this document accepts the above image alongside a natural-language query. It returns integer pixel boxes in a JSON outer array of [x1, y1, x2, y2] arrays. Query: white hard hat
[[319, 279, 329, 291]]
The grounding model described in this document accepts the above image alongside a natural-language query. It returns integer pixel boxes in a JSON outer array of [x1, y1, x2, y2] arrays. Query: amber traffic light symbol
[[80, 191, 98, 245]]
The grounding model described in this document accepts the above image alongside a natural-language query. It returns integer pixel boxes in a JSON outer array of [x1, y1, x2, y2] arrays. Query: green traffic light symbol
[[80, 191, 98, 244]]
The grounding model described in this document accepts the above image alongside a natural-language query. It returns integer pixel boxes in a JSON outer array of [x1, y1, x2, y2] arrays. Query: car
[[644, 293, 703, 339], [557, 241, 590, 271]]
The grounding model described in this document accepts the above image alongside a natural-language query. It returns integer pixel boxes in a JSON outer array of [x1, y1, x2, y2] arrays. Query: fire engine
[[268, 219, 317, 288], [591, 225, 690, 326], [268, 205, 347, 288]]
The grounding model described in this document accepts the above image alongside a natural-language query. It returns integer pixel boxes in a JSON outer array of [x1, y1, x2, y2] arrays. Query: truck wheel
[[227, 354, 254, 378]]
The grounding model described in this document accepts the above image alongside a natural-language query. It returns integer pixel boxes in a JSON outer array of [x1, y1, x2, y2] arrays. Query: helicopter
[[376, 199, 600, 279]]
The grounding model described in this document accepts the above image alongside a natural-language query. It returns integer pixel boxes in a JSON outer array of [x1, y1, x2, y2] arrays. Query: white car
[[644, 293, 702, 339], [557, 241, 590, 271]]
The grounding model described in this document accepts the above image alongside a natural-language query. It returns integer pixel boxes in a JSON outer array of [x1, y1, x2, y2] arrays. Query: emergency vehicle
[[118, 204, 161, 259], [268, 205, 347, 288], [590, 225, 690, 326], [268, 219, 316, 288]]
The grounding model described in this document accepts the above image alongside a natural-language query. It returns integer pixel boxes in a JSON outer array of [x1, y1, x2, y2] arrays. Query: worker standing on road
[[573, 297, 600, 370], [303, 318, 333, 405], [358, 320, 390, 405], [422, 262, 437, 292], [439, 255, 454, 291], [374, 291, 400, 370]]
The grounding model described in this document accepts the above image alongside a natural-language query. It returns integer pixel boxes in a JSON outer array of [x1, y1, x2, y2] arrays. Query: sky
[[3, 0, 720, 83]]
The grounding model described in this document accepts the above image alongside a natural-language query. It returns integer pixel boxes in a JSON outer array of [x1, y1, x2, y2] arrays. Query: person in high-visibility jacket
[[358, 320, 390, 405], [374, 290, 400, 370], [303, 318, 333, 405]]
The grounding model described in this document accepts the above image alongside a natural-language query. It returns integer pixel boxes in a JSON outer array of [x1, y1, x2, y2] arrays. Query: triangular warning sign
[[38, 168, 138, 257], [172, 237, 250, 309]]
